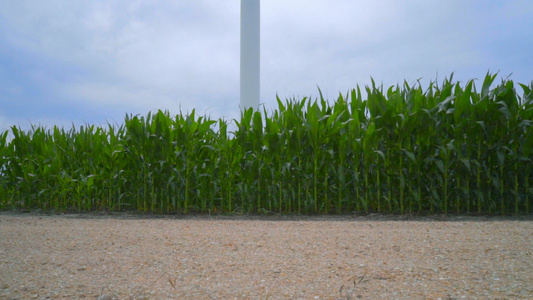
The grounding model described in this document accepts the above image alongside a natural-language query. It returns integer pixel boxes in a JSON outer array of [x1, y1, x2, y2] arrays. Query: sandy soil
[[0, 212, 532, 299]]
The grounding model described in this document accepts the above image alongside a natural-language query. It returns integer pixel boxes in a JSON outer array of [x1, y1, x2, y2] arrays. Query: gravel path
[[0, 213, 532, 299]]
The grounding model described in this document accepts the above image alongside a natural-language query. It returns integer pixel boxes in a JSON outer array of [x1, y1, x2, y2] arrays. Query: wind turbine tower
[[240, 0, 260, 111]]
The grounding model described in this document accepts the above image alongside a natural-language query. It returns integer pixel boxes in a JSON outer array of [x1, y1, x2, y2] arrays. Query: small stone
[[96, 294, 117, 300]]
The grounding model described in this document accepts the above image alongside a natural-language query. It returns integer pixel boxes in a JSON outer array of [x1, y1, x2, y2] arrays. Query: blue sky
[[1, 0, 532, 132]]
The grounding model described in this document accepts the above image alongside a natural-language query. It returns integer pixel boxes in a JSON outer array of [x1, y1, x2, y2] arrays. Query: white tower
[[240, 0, 260, 111]]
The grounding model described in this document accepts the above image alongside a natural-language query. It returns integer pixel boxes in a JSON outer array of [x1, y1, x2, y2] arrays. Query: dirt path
[[1, 213, 532, 299]]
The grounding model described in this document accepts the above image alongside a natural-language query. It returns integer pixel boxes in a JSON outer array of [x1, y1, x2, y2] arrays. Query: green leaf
[[435, 160, 445, 173], [403, 150, 416, 163]]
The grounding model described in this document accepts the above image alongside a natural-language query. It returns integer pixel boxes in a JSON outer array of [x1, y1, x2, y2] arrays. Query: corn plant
[[0, 73, 531, 215]]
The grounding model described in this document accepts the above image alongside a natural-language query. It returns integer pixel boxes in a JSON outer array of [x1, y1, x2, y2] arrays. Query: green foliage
[[1, 74, 532, 214]]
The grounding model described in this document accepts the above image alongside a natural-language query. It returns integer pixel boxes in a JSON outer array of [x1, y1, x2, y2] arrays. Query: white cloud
[[0, 0, 531, 132]]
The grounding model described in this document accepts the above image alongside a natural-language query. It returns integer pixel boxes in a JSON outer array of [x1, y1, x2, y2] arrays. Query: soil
[[1, 211, 532, 299]]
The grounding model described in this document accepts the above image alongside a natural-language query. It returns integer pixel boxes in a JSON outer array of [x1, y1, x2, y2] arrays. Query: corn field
[[1, 74, 532, 214]]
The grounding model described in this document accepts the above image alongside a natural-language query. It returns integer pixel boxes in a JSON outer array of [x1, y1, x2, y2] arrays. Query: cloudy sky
[[1, 0, 532, 132]]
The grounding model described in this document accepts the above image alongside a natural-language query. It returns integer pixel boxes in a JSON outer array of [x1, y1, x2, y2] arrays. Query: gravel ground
[[0, 212, 532, 299]]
